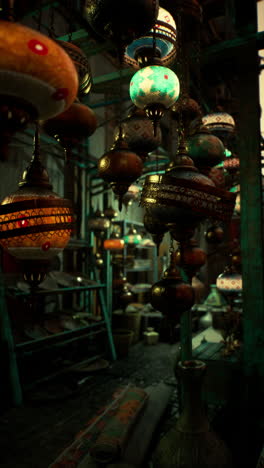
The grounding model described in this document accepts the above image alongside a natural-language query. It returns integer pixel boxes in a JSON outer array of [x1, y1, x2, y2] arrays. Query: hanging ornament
[[98, 132, 143, 211], [143, 211, 168, 253], [216, 266, 243, 296], [0, 125, 74, 287], [56, 40, 92, 98], [174, 238, 207, 281], [87, 209, 111, 238], [170, 94, 202, 137], [113, 107, 162, 160], [122, 184, 141, 208], [205, 224, 224, 244], [202, 111, 236, 135], [141, 140, 236, 238], [124, 6, 177, 69], [42, 100, 97, 151], [123, 225, 142, 245], [104, 205, 118, 221], [150, 251, 195, 321], [187, 126, 225, 172], [223, 155, 240, 175], [83, 0, 159, 47], [129, 64, 180, 136], [0, 20, 78, 129]]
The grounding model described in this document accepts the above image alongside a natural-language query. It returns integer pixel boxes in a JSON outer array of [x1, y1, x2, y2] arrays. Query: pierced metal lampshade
[[0, 131, 74, 262]]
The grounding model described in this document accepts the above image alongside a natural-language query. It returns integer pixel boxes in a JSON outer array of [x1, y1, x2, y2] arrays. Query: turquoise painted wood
[[0, 273, 22, 407], [237, 43, 264, 377]]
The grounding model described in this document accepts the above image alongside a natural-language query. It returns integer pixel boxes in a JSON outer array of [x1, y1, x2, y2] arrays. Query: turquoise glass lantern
[[129, 65, 180, 134]]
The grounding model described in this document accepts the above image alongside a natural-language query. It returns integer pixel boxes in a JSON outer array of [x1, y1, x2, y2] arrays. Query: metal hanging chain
[[152, 0, 158, 59], [49, 5, 56, 39], [67, 0, 73, 42], [36, 0, 43, 32], [176, 8, 185, 143], [117, 46, 125, 137]]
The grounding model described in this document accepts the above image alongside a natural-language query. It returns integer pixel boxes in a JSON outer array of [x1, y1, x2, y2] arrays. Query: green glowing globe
[[129, 65, 180, 110]]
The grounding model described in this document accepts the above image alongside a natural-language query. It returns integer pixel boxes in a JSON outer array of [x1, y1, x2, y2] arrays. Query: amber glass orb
[[0, 20, 78, 120]]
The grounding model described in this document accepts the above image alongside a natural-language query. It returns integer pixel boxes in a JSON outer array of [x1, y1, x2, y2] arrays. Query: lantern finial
[[19, 122, 52, 189]]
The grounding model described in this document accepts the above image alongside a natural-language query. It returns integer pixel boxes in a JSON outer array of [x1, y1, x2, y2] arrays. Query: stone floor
[[0, 340, 262, 468]]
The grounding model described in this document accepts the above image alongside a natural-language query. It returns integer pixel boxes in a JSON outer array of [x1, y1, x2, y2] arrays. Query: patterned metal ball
[[113, 108, 162, 157]]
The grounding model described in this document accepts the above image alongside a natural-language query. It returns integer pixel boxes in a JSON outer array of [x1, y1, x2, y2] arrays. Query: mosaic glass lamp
[[216, 267, 243, 295], [129, 65, 180, 135], [124, 7, 177, 68], [202, 112, 235, 134], [123, 225, 142, 245]]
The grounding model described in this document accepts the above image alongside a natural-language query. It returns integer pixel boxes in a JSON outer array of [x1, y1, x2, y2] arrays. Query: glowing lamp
[[103, 239, 125, 251], [216, 268, 243, 295], [124, 7, 177, 68], [202, 112, 235, 134], [0, 21, 78, 121], [129, 65, 180, 134], [0, 128, 74, 287], [123, 226, 142, 245]]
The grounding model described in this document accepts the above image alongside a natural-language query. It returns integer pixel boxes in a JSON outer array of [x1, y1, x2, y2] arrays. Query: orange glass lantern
[[103, 239, 125, 251], [0, 128, 74, 268], [0, 20, 78, 121]]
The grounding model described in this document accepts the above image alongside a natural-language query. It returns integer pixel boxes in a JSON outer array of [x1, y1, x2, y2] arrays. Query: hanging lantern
[[151, 255, 195, 321], [216, 267, 243, 295], [174, 239, 207, 280], [104, 205, 118, 221], [123, 225, 142, 245], [143, 211, 168, 252], [0, 128, 74, 286], [42, 101, 97, 151], [223, 155, 240, 175], [129, 64, 180, 135], [202, 111, 236, 135], [0, 21, 78, 122], [103, 237, 125, 251], [170, 94, 202, 137], [84, 0, 158, 47], [205, 225, 224, 244], [141, 141, 236, 237], [122, 184, 141, 208], [124, 6, 177, 69], [187, 126, 225, 171], [87, 209, 111, 238], [113, 107, 162, 160], [98, 133, 143, 210], [230, 185, 240, 215], [56, 40, 92, 97]]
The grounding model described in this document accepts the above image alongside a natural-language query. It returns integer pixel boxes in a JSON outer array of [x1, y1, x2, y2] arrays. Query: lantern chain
[[67, 0, 73, 42], [49, 5, 56, 38], [176, 7, 184, 144], [36, 0, 43, 32]]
